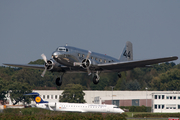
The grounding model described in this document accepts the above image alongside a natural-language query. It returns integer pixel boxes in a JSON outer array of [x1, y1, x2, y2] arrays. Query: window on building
[[178, 96, 180, 99], [155, 105, 157, 109], [51, 95, 53, 99], [170, 96, 172, 99], [55, 95, 57, 99], [159, 95, 161, 99], [158, 105, 161, 109], [174, 96, 176, 99], [47, 95, 49, 99], [167, 96, 169, 99], [155, 95, 157, 99], [162, 95, 164, 99], [43, 95, 45, 99], [132, 99, 139, 106], [162, 105, 164, 109], [178, 105, 180, 109]]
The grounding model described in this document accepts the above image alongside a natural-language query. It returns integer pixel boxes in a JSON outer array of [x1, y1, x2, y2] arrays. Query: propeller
[[41, 54, 47, 77], [74, 51, 92, 75], [84, 51, 91, 75]]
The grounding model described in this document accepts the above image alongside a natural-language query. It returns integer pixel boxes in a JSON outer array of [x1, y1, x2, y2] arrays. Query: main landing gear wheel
[[56, 77, 62, 86], [93, 75, 99, 84]]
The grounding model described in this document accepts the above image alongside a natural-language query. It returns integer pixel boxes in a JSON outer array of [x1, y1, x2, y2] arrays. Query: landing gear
[[118, 73, 121, 78], [93, 71, 100, 84], [55, 73, 64, 86], [56, 77, 62, 86]]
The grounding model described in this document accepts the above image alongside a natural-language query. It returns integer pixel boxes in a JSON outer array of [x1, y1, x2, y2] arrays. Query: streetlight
[[145, 87, 148, 107], [110, 86, 115, 105]]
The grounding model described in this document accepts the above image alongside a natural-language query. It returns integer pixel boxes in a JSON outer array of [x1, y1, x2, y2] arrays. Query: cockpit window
[[57, 47, 67, 52]]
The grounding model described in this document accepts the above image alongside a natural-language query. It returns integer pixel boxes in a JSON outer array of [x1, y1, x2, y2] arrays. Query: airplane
[[25, 92, 124, 113], [3, 41, 178, 86]]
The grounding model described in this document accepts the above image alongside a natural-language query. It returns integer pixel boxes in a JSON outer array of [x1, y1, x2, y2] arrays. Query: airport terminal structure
[[2, 90, 180, 113]]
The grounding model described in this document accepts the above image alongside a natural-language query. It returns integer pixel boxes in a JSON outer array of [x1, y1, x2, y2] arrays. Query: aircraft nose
[[120, 109, 124, 113], [52, 51, 61, 59]]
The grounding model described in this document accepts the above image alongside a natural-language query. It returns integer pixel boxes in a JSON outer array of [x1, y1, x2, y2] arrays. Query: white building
[[152, 92, 180, 113]]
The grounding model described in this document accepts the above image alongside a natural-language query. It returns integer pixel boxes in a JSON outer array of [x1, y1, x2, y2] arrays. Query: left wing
[[3, 63, 45, 69], [97, 56, 178, 72]]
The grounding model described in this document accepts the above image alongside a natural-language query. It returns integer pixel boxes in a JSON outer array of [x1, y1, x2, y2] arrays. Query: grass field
[[126, 112, 151, 118], [125, 112, 179, 120]]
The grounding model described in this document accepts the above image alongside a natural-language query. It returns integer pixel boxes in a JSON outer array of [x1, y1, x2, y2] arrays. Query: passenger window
[[82, 54, 85, 57], [99, 59, 102, 62], [91, 56, 93, 59], [95, 58, 98, 61], [104, 60, 106, 63], [78, 53, 81, 57]]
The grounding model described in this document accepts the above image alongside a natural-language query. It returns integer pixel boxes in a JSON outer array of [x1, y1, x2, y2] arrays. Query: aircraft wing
[[97, 56, 178, 72], [3, 63, 45, 70]]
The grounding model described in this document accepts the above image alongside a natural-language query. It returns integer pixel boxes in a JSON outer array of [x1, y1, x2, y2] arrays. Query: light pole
[[110, 86, 114, 105], [145, 87, 148, 107]]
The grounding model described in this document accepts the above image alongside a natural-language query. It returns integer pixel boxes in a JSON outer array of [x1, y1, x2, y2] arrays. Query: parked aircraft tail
[[119, 41, 133, 61], [24, 92, 48, 104]]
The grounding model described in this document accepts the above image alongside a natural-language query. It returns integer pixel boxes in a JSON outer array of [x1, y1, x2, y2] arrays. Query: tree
[[126, 80, 141, 90], [59, 84, 86, 103], [8, 82, 32, 105], [0, 77, 9, 104]]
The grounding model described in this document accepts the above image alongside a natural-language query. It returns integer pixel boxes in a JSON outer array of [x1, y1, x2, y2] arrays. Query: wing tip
[[171, 56, 178, 60]]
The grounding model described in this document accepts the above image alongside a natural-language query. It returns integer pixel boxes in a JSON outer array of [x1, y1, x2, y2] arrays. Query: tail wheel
[[56, 77, 62, 86]]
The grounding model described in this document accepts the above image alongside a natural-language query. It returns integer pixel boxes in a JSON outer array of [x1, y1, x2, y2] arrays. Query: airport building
[[2, 90, 180, 113]]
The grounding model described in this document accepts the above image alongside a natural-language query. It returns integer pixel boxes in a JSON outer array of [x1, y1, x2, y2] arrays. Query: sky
[[0, 0, 180, 66]]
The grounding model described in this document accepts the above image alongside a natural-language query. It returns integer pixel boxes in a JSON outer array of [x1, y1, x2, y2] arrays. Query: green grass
[[126, 112, 151, 118]]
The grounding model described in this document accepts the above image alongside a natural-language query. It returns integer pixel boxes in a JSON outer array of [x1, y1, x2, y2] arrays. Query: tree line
[[0, 59, 180, 104]]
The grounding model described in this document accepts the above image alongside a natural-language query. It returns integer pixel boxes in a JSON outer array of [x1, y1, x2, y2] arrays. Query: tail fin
[[119, 41, 133, 61], [24, 92, 48, 104]]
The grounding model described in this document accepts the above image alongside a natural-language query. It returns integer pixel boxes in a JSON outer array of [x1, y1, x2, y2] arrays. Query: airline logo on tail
[[35, 96, 41, 103]]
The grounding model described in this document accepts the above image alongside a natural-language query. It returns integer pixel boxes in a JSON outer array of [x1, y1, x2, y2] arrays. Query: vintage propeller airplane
[[3, 41, 178, 86]]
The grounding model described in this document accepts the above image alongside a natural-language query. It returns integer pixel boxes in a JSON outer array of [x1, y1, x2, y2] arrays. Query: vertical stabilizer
[[119, 41, 133, 61], [24, 92, 48, 104]]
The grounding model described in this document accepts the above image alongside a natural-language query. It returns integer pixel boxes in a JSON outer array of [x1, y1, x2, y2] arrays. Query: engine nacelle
[[48, 102, 56, 107], [81, 59, 91, 69], [45, 59, 63, 72]]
